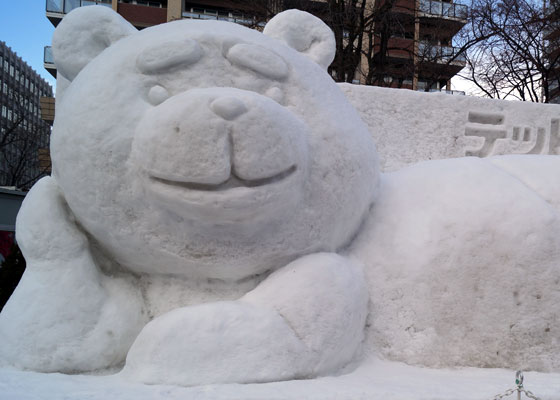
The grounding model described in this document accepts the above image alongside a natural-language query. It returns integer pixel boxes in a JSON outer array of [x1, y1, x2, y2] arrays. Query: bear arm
[[241, 252, 369, 375], [122, 253, 369, 385], [15, 176, 91, 263], [0, 177, 146, 372]]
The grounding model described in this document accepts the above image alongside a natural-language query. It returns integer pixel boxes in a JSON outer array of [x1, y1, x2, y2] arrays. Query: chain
[[492, 388, 516, 400], [518, 388, 541, 400], [490, 371, 542, 400]]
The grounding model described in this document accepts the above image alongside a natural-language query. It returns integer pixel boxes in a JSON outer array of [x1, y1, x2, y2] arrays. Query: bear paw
[[121, 301, 310, 386]]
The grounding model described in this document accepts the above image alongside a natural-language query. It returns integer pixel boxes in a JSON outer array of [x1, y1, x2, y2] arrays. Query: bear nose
[[210, 97, 248, 120]]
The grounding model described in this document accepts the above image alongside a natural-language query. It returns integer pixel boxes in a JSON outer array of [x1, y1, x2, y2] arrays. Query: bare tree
[[297, 0, 409, 85], [222, 0, 281, 29], [326, 0, 479, 90], [460, 0, 559, 102], [228, 0, 478, 89], [267, 0, 373, 83], [361, 0, 410, 86], [324, 0, 370, 83], [0, 93, 51, 190]]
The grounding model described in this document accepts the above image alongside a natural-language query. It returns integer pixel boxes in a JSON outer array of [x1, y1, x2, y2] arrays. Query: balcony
[[44, 46, 54, 64], [419, 0, 467, 21], [182, 9, 264, 27], [418, 88, 466, 95], [417, 42, 466, 78], [44, 46, 56, 78], [40, 97, 56, 125], [418, 42, 466, 65], [46, 0, 112, 26]]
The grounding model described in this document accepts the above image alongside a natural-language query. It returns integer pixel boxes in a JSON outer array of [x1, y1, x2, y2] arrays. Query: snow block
[[341, 84, 560, 171]]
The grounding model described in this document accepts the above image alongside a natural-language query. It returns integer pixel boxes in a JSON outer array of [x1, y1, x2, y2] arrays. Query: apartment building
[[0, 41, 53, 190], [359, 0, 467, 92], [44, 0, 467, 92]]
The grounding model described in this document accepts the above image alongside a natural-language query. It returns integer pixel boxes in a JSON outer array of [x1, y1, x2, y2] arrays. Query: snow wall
[[340, 84, 560, 171]]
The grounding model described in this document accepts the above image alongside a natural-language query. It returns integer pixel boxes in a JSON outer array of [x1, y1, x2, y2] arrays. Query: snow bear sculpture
[[0, 7, 376, 384], [1, 6, 560, 387]]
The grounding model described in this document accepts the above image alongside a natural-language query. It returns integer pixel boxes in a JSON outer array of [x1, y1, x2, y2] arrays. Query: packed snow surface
[[2, 360, 560, 400], [1, 5, 560, 394]]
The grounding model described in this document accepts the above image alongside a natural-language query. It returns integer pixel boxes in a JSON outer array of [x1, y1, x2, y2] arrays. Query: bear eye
[[226, 44, 288, 80], [137, 39, 202, 74], [148, 85, 170, 106]]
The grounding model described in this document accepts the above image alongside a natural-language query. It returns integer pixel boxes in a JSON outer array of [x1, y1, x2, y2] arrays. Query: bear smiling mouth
[[149, 165, 297, 192]]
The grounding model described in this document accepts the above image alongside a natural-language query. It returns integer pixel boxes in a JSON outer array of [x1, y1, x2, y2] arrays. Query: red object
[[0, 231, 15, 261]]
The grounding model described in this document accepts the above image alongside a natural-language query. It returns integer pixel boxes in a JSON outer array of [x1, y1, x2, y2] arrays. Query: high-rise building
[[361, 0, 467, 92], [0, 41, 53, 190], [43, 0, 467, 93]]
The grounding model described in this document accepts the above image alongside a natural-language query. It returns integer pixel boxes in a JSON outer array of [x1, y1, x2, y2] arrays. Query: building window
[[402, 78, 413, 86], [183, 7, 255, 25], [390, 31, 414, 40], [120, 0, 166, 7], [46, 0, 64, 13]]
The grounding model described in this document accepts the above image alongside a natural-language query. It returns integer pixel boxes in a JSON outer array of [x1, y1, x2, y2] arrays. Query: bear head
[[49, 6, 380, 280]]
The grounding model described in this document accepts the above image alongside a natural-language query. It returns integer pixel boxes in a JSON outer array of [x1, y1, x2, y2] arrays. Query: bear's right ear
[[263, 9, 335, 70], [52, 6, 136, 82]]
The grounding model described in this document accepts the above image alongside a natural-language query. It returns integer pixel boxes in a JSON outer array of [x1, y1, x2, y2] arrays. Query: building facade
[[330, 0, 467, 91], [0, 41, 53, 190], [44, 0, 466, 92], [365, 0, 467, 92]]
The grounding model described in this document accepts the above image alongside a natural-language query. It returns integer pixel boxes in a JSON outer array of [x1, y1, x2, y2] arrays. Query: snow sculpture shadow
[[1, 6, 560, 387]]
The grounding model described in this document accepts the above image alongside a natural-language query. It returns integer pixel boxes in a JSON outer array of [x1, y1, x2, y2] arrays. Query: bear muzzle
[[130, 88, 309, 222]]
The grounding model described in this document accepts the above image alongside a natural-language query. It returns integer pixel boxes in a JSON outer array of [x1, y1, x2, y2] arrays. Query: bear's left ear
[[263, 9, 335, 70], [52, 6, 137, 82]]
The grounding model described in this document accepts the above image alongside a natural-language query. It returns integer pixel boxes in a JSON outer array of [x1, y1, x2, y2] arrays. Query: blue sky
[[0, 0, 56, 90]]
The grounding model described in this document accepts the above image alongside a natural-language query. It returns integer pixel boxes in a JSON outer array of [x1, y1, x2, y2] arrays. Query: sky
[[0, 0, 56, 90]]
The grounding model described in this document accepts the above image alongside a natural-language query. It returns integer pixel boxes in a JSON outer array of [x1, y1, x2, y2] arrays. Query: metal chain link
[[519, 388, 541, 400], [490, 371, 542, 400], [492, 388, 516, 400], [491, 388, 542, 400]]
